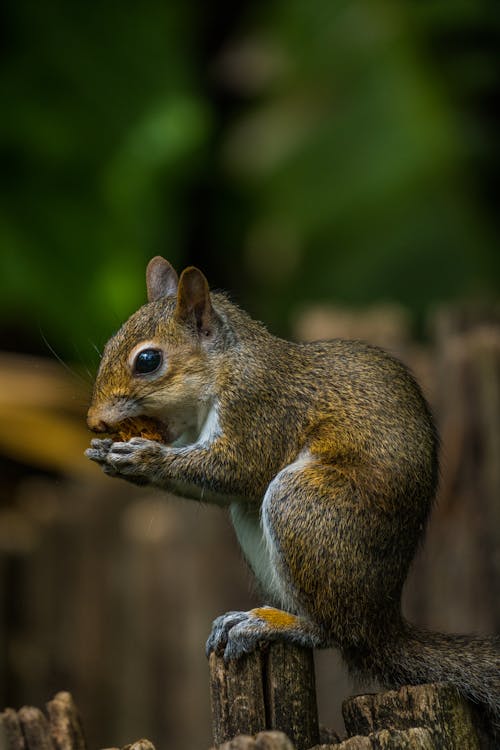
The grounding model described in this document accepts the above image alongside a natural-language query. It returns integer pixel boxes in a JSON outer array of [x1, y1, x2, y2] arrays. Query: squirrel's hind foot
[[206, 606, 323, 661]]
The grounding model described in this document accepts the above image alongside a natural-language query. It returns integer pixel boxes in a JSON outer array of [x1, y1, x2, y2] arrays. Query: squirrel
[[86, 256, 500, 734]]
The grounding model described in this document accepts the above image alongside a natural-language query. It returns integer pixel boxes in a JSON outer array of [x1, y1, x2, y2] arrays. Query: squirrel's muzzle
[[87, 416, 109, 433], [86, 405, 112, 433]]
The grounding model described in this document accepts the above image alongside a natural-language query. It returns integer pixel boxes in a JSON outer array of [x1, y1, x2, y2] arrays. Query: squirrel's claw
[[206, 611, 248, 657], [90, 438, 113, 449], [107, 438, 163, 471], [85, 438, 113, 464], [206, 610, 270, 661], [85, 437, 165, 485]]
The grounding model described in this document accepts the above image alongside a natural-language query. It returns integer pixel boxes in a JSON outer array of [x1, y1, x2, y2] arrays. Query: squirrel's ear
[[146, 256, 179, 302], [176, 266, 213, 335]]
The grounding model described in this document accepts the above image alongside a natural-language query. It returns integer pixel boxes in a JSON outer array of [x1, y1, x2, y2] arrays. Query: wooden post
[[46, 692, 86, 750], [214, 730, 295, 749], [209, 651, 267, 746], [342, 683, 484, 749], [208, 643, 320, 750], [0, 709, 26, 750], [1, 695, 87, 750], [17, 708, 54, 750], [0, 694, 158, 750], [265, 643, 319, 750]]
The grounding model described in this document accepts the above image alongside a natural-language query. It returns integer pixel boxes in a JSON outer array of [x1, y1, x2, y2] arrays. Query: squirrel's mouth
[[108, 416, 171, 444]]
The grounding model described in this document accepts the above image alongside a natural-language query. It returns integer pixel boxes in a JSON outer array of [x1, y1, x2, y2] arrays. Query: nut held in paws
[[113, 416, 170, 443]]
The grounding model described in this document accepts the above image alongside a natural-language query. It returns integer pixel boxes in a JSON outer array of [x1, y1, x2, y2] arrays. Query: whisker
[[38, 326, 89, 386], [88, 339, 102, 359], [72, 342, 94, 382]]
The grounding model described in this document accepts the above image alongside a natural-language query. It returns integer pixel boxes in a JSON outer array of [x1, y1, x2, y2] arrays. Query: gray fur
[[86, 260, 500, 739]]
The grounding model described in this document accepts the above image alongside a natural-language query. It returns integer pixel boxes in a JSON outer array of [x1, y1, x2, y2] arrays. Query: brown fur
[[86, 258, 500, 737]]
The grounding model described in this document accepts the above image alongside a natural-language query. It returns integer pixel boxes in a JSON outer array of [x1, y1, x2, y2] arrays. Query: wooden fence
[[1, 641, 495, 749], [1, 305, 499, 748]]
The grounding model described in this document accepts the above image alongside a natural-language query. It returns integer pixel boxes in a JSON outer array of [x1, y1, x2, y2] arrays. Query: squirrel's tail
[[364, 622, 500, 735]]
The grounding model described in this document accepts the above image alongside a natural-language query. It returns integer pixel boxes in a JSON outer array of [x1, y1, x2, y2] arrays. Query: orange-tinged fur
[[86, 257, 500, 740], [250, 608, 300, 630]]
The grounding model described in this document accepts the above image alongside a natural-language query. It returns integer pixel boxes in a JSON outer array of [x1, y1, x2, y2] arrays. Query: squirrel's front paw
[[206, 610, 272, 661], [85, 438, 113, 462], [85, 437, 164, 484], [85, 439, 118, 476]]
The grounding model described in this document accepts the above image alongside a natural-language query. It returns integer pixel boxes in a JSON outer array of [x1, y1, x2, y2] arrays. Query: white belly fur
[[230, 450, 313, 610], [230, 500, 283, 602]]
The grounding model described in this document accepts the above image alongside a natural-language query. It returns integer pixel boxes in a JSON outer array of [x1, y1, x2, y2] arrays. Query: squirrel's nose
[[87, 408, 110, 433], [88, 418, 109, 433]]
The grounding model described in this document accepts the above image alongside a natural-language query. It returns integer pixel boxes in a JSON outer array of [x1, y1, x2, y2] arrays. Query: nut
[[113, 416, 169, 443]]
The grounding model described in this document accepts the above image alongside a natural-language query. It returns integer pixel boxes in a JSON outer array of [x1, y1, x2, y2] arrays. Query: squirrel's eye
[[134, 348, 163, 375]]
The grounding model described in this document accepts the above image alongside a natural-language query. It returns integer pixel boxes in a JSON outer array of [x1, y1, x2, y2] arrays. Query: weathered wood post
[[0, 693, 157, 750], [208, 643, 320, 750], [342, 683, 492, 750], [0, 692, 87, 750], [209, 650, 267, 744]]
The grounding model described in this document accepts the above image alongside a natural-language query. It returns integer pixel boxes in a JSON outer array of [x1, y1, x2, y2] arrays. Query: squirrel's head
[[87, 257, 222, 442]]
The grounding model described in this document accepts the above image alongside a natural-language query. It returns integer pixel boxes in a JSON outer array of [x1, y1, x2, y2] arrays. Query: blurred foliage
[[226, 0, 500, 329], [0, 1, 211, 360], [0, 0, 499, 361]]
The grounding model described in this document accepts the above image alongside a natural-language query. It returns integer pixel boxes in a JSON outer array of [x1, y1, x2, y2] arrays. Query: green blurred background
[[2, 3, 500, 748], [1, 0, 499, 362]]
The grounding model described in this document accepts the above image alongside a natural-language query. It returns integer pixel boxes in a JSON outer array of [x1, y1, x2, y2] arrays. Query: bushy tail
[[375, 622, 500, 736]]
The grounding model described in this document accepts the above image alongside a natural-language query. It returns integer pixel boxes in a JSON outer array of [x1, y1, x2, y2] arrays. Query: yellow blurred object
[[0, 352, 104, 479]]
